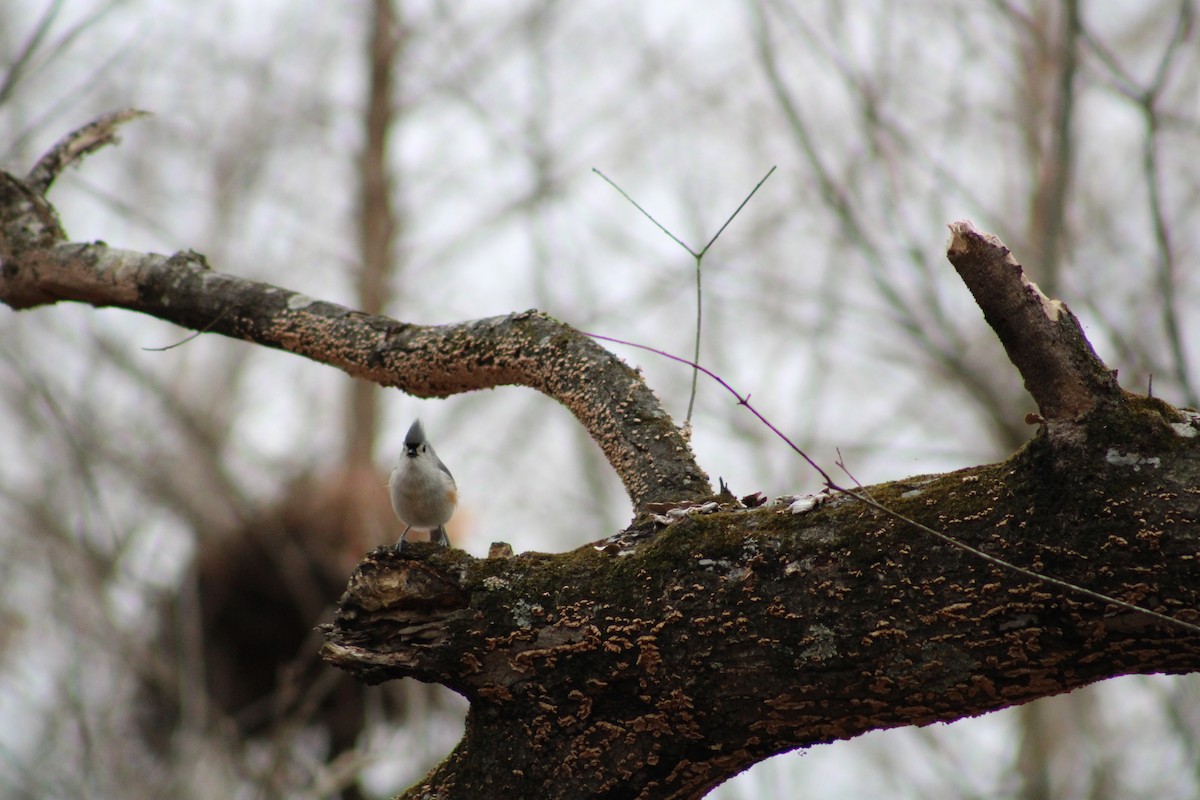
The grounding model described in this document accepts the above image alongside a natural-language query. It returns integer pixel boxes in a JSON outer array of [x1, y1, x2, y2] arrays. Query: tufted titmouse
[[389, 419, 457, 550]]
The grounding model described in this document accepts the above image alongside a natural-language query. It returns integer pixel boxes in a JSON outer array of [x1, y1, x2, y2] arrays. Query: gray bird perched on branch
[[389, 419, 456, 550]]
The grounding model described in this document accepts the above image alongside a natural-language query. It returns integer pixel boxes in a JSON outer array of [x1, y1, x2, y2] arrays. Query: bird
[[388, 419, 456, 550]]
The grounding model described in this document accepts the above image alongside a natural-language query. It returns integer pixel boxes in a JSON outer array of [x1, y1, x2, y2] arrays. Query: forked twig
[[593, 167, 776, 427]]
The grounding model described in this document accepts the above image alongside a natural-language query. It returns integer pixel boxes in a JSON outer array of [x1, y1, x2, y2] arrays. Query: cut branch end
[[946, 220, 1122, 423]]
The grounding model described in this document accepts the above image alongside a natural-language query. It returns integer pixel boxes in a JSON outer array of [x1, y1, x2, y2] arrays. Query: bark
[[3, 117, 1200, 799]]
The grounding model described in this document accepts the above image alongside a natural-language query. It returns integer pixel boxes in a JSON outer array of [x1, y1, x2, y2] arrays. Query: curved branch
[[0, 233, 710, 509], [25, 108, 150, 195]]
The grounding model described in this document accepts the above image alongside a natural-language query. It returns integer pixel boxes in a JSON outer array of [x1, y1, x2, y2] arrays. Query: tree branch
[[0, 127, 711, 509], [322, 437, 1200, 798], [0, 238, 709, 507], [946, 221, 1123, 423], [25, 108, 149, 195]]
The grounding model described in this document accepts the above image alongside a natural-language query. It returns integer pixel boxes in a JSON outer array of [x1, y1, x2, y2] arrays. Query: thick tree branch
[[0, 238, 709, 507], [323, 431, 1200, 798]]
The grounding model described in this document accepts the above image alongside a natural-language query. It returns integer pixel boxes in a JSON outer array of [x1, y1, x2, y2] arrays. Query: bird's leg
[[393, 525, 412, 553], [432, 525, 451, 548]]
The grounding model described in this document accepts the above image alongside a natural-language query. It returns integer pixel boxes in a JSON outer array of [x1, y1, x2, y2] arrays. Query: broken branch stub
[[946, 221, 1122, 422]]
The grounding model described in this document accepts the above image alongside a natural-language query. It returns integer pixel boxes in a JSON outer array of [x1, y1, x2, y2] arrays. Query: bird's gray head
[[404, 419, 427, 457]]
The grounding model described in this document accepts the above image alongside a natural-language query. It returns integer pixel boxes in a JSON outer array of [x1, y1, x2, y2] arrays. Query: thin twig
[[697, 166, 776, 257], [588, 331, 1200, 637], [591, 169, 695, 256], [834, 447, 874, 502], [687, 251, 702, 428], [141, 308, 231, 352], [0, 0, 64, 107]]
